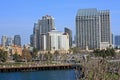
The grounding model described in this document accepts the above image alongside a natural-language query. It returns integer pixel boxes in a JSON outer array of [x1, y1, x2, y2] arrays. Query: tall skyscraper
[[6, 37, 13, 46], [1, 35, 7, 47], [76, 8, 111, 50], [115, 35, 120, 48], [32, 23, 40, 49], [30, 34, 34, 47], [111, 33, 114, 45], [40, 15, 55, 34], [64, 27, 72, 48], [31, 15, 55, 50], [14, 35, 21, 47], [99, 10, 112, 44]]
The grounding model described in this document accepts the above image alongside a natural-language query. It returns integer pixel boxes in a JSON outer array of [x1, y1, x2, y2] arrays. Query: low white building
[[100, 42, 110, 50], [46, 29, 69, 51]]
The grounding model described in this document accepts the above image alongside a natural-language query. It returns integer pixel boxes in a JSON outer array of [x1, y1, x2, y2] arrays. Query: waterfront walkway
[[0, 63, 80, 72]]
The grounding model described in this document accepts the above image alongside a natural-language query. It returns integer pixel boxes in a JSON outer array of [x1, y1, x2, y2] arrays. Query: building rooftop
[[48, 29, 62, 34], [77, 8, 98, 16]]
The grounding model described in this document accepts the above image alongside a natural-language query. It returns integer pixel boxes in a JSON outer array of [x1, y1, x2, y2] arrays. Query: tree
[[33, 48, 38, 57], [44, 51, 53, 63], [110, 48, 116, 57], [0, 49, 8, 62], [22, 48, 32, 62], [32, 48, 38, 59], [71, 47, 79, 53], [44, 53, 49, 61], [48, 51, 53, 61], [54, 50, 59, 61], [93, 48, 116, 58], [93, 49, 101, 57], [100, 49, 106, 58], [13, 52, 21, 62]]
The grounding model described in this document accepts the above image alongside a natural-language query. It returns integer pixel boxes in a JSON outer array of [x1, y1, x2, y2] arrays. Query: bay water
[[0, 70, 76, 80]]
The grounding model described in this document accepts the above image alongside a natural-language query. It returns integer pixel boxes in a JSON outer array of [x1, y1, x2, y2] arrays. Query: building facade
[[30, 15, 55, 50], [14, 35, 21, 47], [76, 8, 101, 49], [39, 15, 55, 34], [6, 37, 13, 46], [41, 34, 47, 51], [64, 27, 72, 48], [99, 10, 112, 44], [46, 30, 69, 51], [30, 34, 34, 47], [32, 23, 40, 49], [115, 35, 120, 48], [1, 35, 7, 47], [76, 8, 111, 50]]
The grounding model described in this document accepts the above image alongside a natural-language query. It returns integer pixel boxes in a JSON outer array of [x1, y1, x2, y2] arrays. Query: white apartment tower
[[1, 35, 7, 47]]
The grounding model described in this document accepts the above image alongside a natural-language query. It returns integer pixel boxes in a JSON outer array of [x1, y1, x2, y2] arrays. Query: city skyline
[[0, 0, 120, 45], [1, 35, 21, 47]]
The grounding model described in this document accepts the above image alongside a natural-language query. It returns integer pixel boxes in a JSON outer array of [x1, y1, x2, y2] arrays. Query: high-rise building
[[14, 35, 21, 47], [99, 10, 112, 44], [31, 15, 55, 50], [115, 35, 120, 48], [111, 33, 114, 45], [6, 37, 13, 46], [30, 34, 34, 47], [32, 23, 40, 49], [76, 9, 101, 49], [1, 35, 7, 47], [76, 8, 111, 50], [41, 34, 47, 51], [40, 15, 55, 34], [64, 27, 72, 48]]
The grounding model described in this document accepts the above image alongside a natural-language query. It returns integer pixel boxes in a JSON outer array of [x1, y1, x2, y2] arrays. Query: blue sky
[[0, 0, 120, 45]]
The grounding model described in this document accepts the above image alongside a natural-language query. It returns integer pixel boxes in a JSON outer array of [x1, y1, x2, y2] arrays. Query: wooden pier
[[0, 64, 80, 72]]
